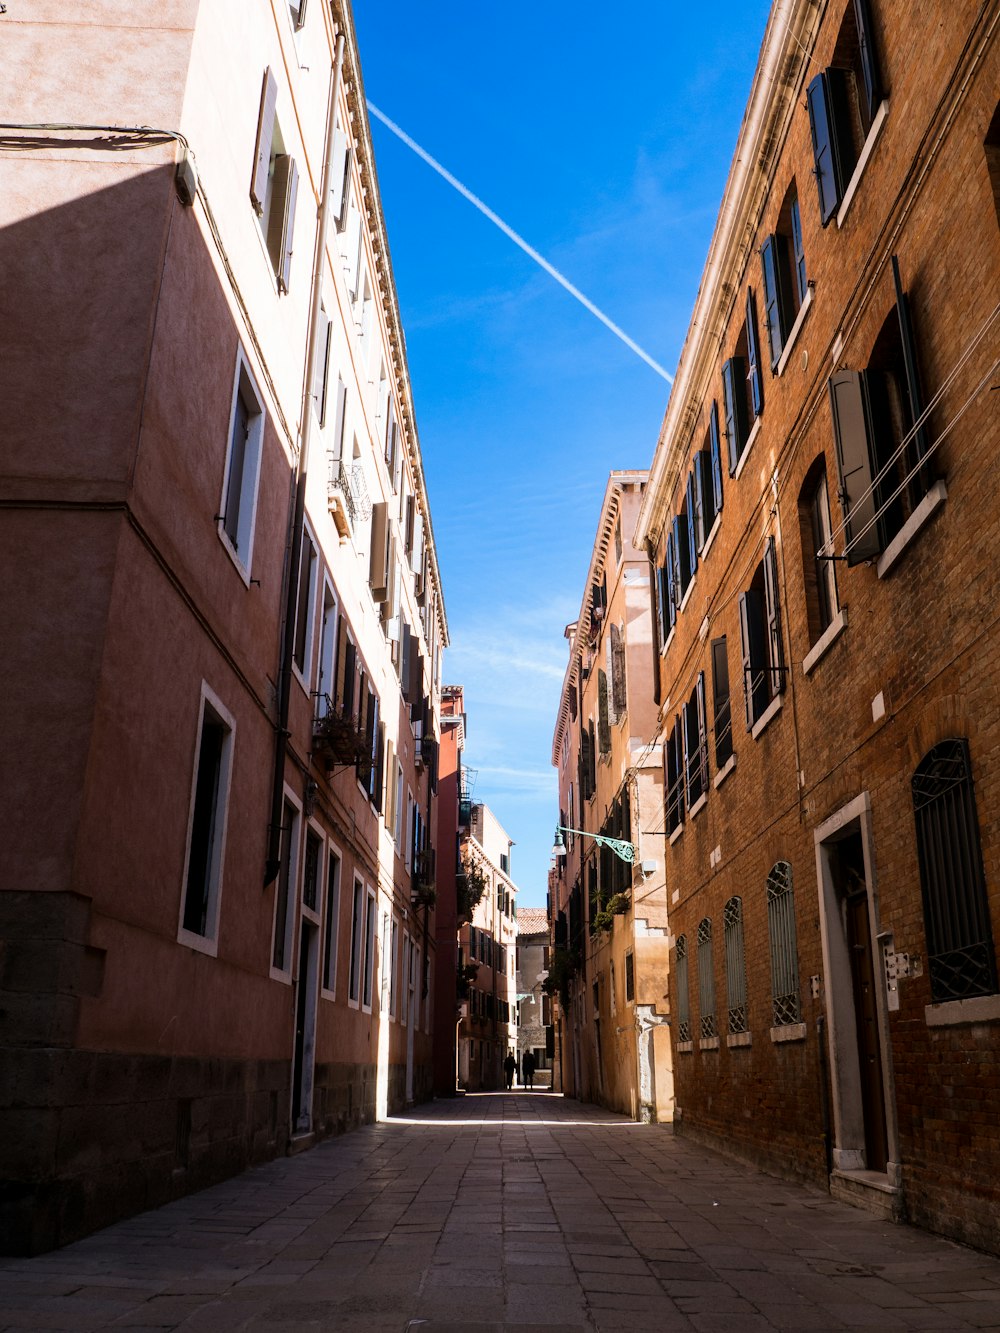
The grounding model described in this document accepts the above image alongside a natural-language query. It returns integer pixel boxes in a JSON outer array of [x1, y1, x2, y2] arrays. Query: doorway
[[292, 921, 320, 1134]]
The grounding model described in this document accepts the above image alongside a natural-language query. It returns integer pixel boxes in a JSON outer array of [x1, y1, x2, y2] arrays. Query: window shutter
[[580, 727, 592, 800], [411, 511, 424, 575], [791, 198, 807, 304], [604, 638, 616, 727], [711, 636, 732, 767], [401, 622, 412, 700], [597, 669, 611, 754], [760, 236, 789, 370], [251, 68, 278, 213], [828, 369, 882, 563], [293, 0, 308, 30], [807, 73, 843, 226], [385, 396, 396, 466], [385, 739, 395, 823], [722, 357, 749, 472], [673, 513, 690, 592], [696, 672, 709, 791], [611, 623, 627, 717], [654, 563, 666, 649], [709, 399, 724, 512], [317, 320, 335, 427], [891, 255, 930, 466], [313, 313, 331, 420], [681, 698, 692, 808], [693, 454, 708, 548], [588, 719, 597, 791], [745, 287, 764, 417], [686, 473, 699, 569], [369, 501, 390, 600], [664, 532, 677, 629], [278, 157, 299, 294], [373, 713, 385, 806], [853, 0, 883, 122], [738, 590, 767, 728], [673, 715, 686, 823], [329, 127, 349, 224], [409, 650, 423, 717], [763, 537, 785, 696]]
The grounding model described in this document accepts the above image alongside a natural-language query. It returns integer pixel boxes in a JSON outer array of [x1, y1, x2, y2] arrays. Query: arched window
[[798, 456, 840, 643], [697, 918, 716, 1039], [767, 861, 800, 1026], [675, 935, 691, 1042], [913, 739, 997, 1002], [724, 896, 748, 1034]]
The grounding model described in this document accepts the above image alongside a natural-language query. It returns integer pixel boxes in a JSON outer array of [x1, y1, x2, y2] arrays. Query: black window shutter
[[828, 369, 882, 563], [711, 636, 732, 767], [722, 357, 749, 472], [807, 73, 841, 226], [696, 672, 709, 792], [673, 514, 690, 593], [891, 254, 930, 467], [278, 157, 299, 294], [597, 669, 611, 754], [686, 474, 699, 570], [665, 532, 677, 629], [853, 0, 883, 122], [654, 562, 666, 649], [251, 68, 278, 213], [760, 236, 791, 370], [709, 400, 724, 512], [738, 590, 768, 728], [746, 287, 764, 417], [693, 453, 708, 546], [681, 697, 692, 808], [763, 537, 785, 696]]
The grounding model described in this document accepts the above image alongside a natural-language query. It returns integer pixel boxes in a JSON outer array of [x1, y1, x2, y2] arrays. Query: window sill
[[713, 753, 736, 790], [727, 1032, 752, 1048], [836, 99, 889, 229], [774, 286, 813, 378], [802, 607, 848, 676], [676, 1040, 694, 1053], [177, 927, 219, 958], [770, 1022, 806, 1043], [731, 418, 762, 483], [750, 690, 783, 740], [701, 513, 722, 562], [660, 625, 675, 658], [699, 1036, 720, 1051], [876, 481, 947, 579], [217, 525, 254, 587], [925, 993, 1000, 1027], [678, 576, 696, 616], [269, 964, 293, 985], [669, 822, 684, 846], [688, 792, 707, 821]]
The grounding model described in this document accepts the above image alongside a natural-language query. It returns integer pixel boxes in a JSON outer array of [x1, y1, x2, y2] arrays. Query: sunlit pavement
[[3, 1093, 1000, 1332]]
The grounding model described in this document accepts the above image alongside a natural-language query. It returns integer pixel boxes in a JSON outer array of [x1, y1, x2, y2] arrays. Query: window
[[692, 402, 724, 558], [913, 740, 997, 1003], [220, 357, 265, 572], [500, 852, 510, 875], [316, 583, 338, 717], [683, 674, 709, 809], [289, 0, 307, 30], [292, 530, 317, 680], [614, 518, 623, 565], [829, 257, 934, 565], [697, 918, 716, 1038], [362, 888, 376, 1011], [609, 623, 627, 720], [806, 0, 884, 225], [331, 118, 352, 233], [302, 829, 321, 914], [348, 876, 364, 1004], [664, 714, 685, 835], [767, 861, 800, 1026], [722, 290, 764, 473], [738, 537, 785, 729], [597, 668, 611, 755], [671, 507, 693, 604], [724, 897, 748, 1034], [389, 917, 399, 1018], [986, 102, 1000, 229], [675, 935, 691, 1042], [313, 310, 334, 426], [710, 637, 733, 768], [761, 183, 808, 369], [624, 950, 635, 1004], [272, 798, 300, 973], [799, 460, 840, 641], [322, 849, 341, 995], [180, 689, 234, 946], [250, 68, 298, 292]]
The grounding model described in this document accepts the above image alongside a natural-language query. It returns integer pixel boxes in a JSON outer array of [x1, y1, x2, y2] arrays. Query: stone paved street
[[3, 1093, 1000, 1332]]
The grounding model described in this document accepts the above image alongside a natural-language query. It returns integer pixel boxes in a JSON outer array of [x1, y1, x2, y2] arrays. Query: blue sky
[[354, 2, 773, 907]]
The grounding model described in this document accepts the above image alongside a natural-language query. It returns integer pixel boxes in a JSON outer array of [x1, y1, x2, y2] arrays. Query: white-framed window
[[301, 821, 323, 924], [400, 933, 410, 1025], [250, 67, 299, 293], [316, 579, 338, 717], [348, 874, 364, 1007], [270, 787, 302, 978], [389, 916, 400, 1019], [218, 352, 265, 579], [177, 684, 235, 956], [321, 843, 341, 999], [394, 762, 404, 849], [362, 886, 377, 1012], [292, 525, 318, 687]]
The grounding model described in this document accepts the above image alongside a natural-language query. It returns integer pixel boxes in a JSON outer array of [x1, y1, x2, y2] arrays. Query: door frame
[[814, 792, 900, 1182]]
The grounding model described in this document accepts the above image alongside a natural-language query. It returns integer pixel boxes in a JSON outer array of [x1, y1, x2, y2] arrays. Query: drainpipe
[[816, 1013, 833, 1174], [265, 33, 346, 885]]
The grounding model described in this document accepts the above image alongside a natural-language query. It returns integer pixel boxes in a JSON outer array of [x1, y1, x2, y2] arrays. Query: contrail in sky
[[366, 101, 674, 385]]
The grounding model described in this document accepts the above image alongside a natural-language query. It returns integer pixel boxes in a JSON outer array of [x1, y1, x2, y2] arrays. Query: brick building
[[431, 685, 465, 1096], [550, 474, 673, 1121], [1, 0, 447, 1252], [634, 0, 1000, 1253]]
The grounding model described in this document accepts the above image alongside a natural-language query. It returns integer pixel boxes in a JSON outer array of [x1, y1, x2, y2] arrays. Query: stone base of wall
[[674, 1115, 828, 1192], [903, 1166, 1000, 1260]]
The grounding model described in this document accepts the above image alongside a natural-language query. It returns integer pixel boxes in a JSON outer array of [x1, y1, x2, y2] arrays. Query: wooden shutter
[[654, 562, 666, 649], [891, 255, 930, 466], [760, 236, 792, 370], [807, 73, 842, 226], [763, 537, 785, 696], [330, 127, 349, 224], [746, 287, 764, 417], [293, 0, 308, 30], [369, 501, 390, 600], [611, 623, 627, 717], [385, 396, 396, 465], [709, 399, 724, 512], [580, 728, 592, 800], [853, 0, 883, 122], [686, 472, 700, 565], [588, 719, 597, 791], [711, 636, 732, 767], [597, 669, 611, 755], [828, 369, 881, 563], [791, 198, 807, 303], [385, 740, 395, 824], [673, 514, 690, 593], [314, 313, 331, 421], [664, 532, 677, 629], [722, 357, 748, 472], [604, 638, 616, 726], [673, 715, 686, 823], [277, 157, 299, 294], [411, 511, 424, 575], [681, 697, 692, 807], [693, 454, 708, 547], [250, 68, 278, 213], [738, 590, 768, 728], [374, 720, 385, 810], [409, 651, 423, 717], [401, 622, 412, 699], [696, 672, 709, 791]]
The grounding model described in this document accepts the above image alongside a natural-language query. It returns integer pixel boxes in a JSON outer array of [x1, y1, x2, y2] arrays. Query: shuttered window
[[767, 862, 800, 1026], [709, 399, 724, 514], [710, 637, 733, 768], [369, 501, 390, 601], [683, 675, 709, 809], [685, 473, 699, 571], [598, 669, 612, 756], [853, 0, 883, 123], [692, 453, 709, 550], [913, 739, 998, 1003], [675, 935, 691, 1042], [760, 234, 794, 370], [610, 623, 627, 718], [722, 356, 749, 474], [745, 288, 764, 417], [738, 588, 768, 729], [807, 72, 847, 226], [697, 918, 716, 1039], [724, 897, 748, 1034], [673, 513, 691, 600], [250, 69, 278, 214], [664, 533, 677, 631], [293, 531, 317, 677], [763, 537, 785, 697], [829, 369, 881, 563], [665, 714, 685, 835]]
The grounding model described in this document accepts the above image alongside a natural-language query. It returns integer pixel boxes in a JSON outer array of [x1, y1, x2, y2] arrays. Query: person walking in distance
[[504, 1051, 517, 1090], [521, 1050, 536, 1090]]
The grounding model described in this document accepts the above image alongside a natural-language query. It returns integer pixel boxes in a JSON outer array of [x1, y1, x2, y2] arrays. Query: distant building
[[431, 685, 465, 1095], [550, 473, 673, 1121], [634, 0, 1000, 1255], [515, 908, 552, 1086], [1, 0, 446, 1253]]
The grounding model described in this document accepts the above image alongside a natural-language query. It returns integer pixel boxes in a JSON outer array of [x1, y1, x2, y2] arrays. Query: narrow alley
[[3, 1094, 1000, 1333]]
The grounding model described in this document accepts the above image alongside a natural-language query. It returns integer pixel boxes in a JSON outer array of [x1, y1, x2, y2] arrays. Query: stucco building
[[1, 0, 447, 1253], [634, 0, 1000, 1254], [550, 474, 673, 1121], [431, 684, 465, 1095], [514, 908, 552, 1086]]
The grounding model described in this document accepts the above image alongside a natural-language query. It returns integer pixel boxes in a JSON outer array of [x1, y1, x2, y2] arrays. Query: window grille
[[675, 935, 691, 1042], [697, 918, 716, 1038], [724, 896, 748, 1034], [767, 861, 800, 1025], [913, 739, 998, 1002]]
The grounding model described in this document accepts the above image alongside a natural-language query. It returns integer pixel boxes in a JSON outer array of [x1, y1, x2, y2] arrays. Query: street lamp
[[552, 825, 637, 864]]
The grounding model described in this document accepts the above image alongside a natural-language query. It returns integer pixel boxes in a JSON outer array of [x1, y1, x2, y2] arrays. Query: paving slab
[[3, 1092, 1000, 1331]]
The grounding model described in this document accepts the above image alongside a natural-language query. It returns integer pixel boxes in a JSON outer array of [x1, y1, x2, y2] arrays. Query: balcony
[[411, 848, 437, 909], [312, 696, 369, 770], [327, 459, 372, 539]]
